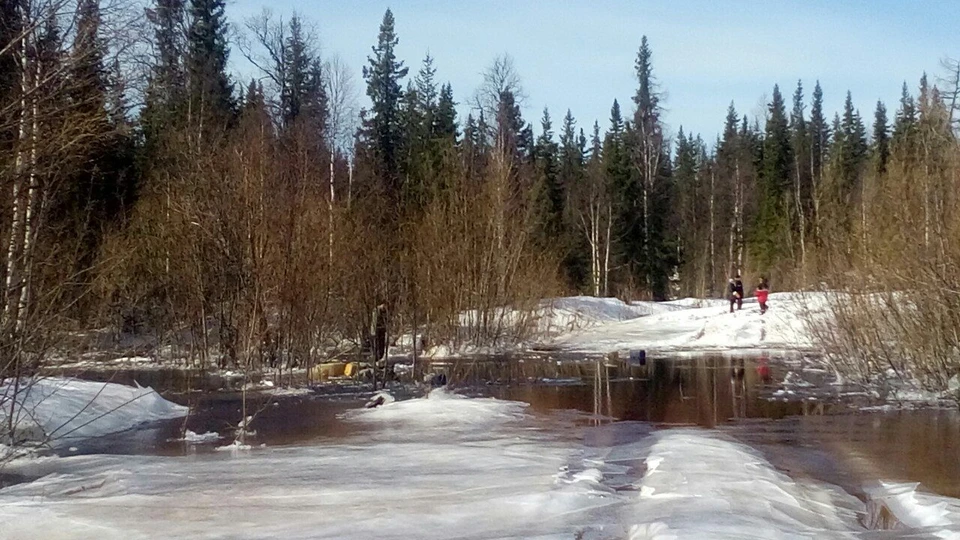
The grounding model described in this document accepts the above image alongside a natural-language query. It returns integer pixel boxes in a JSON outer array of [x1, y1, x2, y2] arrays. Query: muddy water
[[57, 355, 960, 500]]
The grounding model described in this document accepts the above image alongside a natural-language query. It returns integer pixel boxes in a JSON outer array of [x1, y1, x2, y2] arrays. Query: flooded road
[[5, 354, 960, 538], [54, 355, 960, 500]]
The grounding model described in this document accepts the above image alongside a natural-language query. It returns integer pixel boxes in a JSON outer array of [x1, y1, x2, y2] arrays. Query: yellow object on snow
[[310, 362, 346, 380]]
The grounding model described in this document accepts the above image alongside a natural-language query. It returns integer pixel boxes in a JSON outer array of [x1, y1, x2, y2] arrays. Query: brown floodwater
[[51, 355, 960, 501]]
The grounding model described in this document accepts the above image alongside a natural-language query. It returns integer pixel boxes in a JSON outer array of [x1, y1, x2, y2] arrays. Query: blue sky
[[228, 0, 958, 146]]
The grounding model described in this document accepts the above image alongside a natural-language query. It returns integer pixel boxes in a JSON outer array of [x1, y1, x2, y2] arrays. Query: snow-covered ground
[[2, 389, 959, 539], [547, 292, 827, 355], [0, 378, 187, 447]]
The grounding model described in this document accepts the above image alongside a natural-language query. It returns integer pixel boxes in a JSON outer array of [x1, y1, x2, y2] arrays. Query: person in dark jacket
[[371, 303, 388, 361], [729, 275, 744, 313]]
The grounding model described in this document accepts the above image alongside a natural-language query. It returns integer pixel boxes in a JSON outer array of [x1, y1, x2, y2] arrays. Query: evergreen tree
[[434, 83, 457, 139], [789, 80, 811, 260], [461, 112, 486, 181], [872, 100, 890, 174], [892, 81, 918, 147], [559, 109, 582, 192], [279, 16, 320, 129], [753, 84, 793, 272], [72, 0, 108, 118], [837, 91, 868, 197], [494, 87, 531, 166], [673, 127, 701, 292], [141, 0, 186, 145], [558, 110, 588, 288], [533, 108, 562, 247], [186, 0, 233, 127], [361, 8, 408, 200], [808, 81, 830, 241], [629, 36, 673, 299], [605, 99, 640, 293], [414, 53, 438, 120]]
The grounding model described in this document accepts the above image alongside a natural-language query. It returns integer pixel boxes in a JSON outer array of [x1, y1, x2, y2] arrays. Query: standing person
[[728, 274, 744, 313], [371, 302, 388, 362], [756, 279, 769, 315]]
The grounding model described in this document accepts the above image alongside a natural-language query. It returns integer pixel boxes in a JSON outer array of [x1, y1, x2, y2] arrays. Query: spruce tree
[[558, 110, 588, 288], [753, 84, 793, 272], [141, 0, 186, 147], [630, 36, 673, 299], [872, 100, 890, 174], [361, 8, 408, 200], [892, 82, 918, 148], [186, 0, 234, 126], [280, 16, 314, 129], [72, 0, 108, 118], [673, 127, 699, 291], [533, 108, 562, 247], [838, 91, 868, 198], [789, 80, 811, 260], [434, 83, 457, 140], [605, 99, 640, 293]]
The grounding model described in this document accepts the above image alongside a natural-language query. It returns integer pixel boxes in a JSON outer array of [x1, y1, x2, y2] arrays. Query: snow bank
[[343, 388, 528, 434], [551, 292, 829, 355], [535, 296, 650, 334], [0, 378, 187, 445], [622, 429, 864, 539]]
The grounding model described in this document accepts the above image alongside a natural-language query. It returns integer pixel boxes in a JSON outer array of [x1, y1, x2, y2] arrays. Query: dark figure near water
[[371, 303, 388, 361], [729, 275, 744, 313]]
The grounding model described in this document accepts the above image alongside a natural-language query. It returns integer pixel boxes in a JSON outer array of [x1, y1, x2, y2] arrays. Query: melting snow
[[550, 292, 828, 355], [0, 378, 187, 446], [2, 391, 958, 539]]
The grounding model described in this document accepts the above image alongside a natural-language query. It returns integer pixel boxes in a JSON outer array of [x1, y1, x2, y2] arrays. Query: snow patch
[[550, 292, 826, 355], [172, 430, 220, 444], [0, 378, 188, 446]]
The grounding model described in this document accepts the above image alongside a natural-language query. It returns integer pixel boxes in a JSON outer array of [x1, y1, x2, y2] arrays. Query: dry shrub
[[808, 109, 960, 400]]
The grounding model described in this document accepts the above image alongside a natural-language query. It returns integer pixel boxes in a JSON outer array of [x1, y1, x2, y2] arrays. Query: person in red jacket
[[756, 279, 769, 314]]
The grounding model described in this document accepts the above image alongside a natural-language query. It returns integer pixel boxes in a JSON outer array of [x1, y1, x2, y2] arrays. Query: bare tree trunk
[[347, 159, 353, 210], [709, 169, 716, 296], [328, 149, 335, 266], [603, 201, 612, 297], [2, 30, 32, 334], [734, 159, 744, 272], [795, 159, 807, 274]]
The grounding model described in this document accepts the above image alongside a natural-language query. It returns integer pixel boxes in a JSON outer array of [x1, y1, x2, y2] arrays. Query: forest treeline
[[1, 2, 958, 378]]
